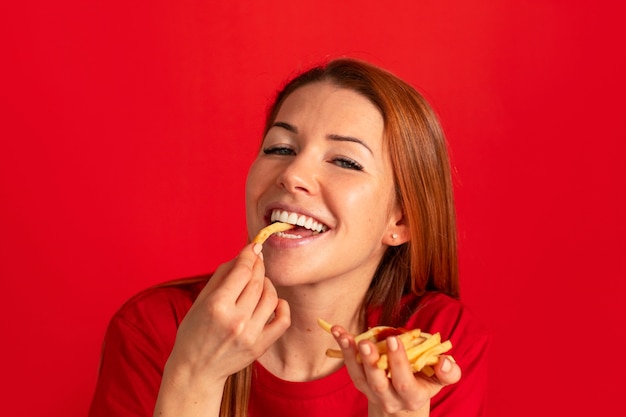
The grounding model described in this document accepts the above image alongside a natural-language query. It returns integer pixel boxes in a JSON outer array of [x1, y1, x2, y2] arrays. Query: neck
[[258, 282, 368, 381]]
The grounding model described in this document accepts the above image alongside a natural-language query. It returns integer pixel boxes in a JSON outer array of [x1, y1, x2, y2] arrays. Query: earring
[[392, 233, 399, 239]]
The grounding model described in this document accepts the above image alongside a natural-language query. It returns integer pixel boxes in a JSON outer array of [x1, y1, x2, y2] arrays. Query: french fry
[[318, 318, 453, 377], [421, 365, 435, 377], [317, 319, 394, 363], [325, 348, 343, 358], [405, 332, 442, 363], [375, 328, 422, 355], [354, 326, 394, 343], [317, 318, 393, 344], [317, 318, 334, 333], [411, 340, 452, 372], [253, 222, 295, 244]]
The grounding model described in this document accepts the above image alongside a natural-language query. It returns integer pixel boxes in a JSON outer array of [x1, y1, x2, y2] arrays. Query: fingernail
[[441, 357, 451, 373], [339, 337, 350, 349], [359, 343, 372, 356], [387, 336, 399, 352], [253, 243, 263, 255]]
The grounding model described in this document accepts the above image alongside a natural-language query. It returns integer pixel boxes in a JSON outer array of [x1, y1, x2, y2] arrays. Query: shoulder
[[107, 275, 210, 341], [117, 276, 208, 314], [90, 276, 211, 416], [402, 292, 490, 356]]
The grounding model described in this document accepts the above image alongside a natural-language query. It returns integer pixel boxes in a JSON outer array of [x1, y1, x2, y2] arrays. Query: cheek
[[346, 181, 396, 227], [344, 177, 393, 206], [245, 161, 265, 216], [245, 160, 268, 199], [340, 183, 387, 222]]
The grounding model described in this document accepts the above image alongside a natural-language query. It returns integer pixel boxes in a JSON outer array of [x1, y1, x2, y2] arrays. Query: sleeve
[[88, 287, 189, 417], [430, 324, 490, 417], [88, 314, 167, 417], [407, 294, 491, 417]]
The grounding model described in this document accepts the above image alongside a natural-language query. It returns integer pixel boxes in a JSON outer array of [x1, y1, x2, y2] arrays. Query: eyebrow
[[271, 121, 373, 155]]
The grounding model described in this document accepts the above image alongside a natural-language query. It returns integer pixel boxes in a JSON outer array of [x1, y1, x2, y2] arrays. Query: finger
[[358, 340, 400, 405], [385, 335, 414, 384], [234, 249, 266, 309], [258, 297, 291, 346], [385, 336, 429, 409], [210, 243, 264, 301], [333, 329, 402, 411], [433, 355, 462, 386], [331, 326, 357, 367], [195, 258, 235, 299], [248, 277, 280, 328], [331, 327, 371, 392]]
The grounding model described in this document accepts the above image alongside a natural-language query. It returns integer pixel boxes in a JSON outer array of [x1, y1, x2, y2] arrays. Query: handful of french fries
[[318, 318, 452, 377]]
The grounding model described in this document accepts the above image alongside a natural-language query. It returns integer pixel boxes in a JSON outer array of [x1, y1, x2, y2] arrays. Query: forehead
[[274, 82, 384, 141]]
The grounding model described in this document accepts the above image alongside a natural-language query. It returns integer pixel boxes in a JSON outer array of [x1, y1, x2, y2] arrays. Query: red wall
[[1, 1, 624, 415]]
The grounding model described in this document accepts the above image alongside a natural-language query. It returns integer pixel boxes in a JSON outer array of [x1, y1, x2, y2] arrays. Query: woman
[[89, 58, 489, 417]]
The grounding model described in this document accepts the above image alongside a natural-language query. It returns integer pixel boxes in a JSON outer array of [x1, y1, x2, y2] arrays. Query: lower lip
[[264, 231, 326, 248]]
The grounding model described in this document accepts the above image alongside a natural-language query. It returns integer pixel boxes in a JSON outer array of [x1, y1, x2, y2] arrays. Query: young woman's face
[[245, 81, 404, 288]]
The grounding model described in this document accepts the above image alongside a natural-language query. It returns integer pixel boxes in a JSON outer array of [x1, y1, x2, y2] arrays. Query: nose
[[276, 153, 319, 195]]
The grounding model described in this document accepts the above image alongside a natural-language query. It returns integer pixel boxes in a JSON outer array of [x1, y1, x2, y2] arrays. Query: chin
[[264, 259, 311, 286], [263, 263, 295, 284]]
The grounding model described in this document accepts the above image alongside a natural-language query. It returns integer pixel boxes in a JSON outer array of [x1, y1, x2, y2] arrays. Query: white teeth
[[269, 209, 327, 233], [276, 231, 301, 239], [287, 212, 299, 224]]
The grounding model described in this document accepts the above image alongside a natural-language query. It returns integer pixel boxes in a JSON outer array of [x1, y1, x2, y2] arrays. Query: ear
[[383, 205, 410, 246]]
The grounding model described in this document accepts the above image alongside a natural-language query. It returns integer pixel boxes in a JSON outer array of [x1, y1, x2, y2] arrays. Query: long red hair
[[220, 57, 459, 416]]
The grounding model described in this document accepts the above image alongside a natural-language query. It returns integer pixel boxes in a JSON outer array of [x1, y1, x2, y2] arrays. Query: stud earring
[[392, 233, 399, 239]]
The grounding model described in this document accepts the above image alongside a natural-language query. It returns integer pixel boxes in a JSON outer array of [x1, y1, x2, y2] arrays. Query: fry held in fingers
[[318, 318, 452, 377], [253, 222, 295, 244]]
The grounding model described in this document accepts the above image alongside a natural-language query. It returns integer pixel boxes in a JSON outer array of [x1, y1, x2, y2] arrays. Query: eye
[[332, 156, 364, 171], [263, 145, 295, 156]]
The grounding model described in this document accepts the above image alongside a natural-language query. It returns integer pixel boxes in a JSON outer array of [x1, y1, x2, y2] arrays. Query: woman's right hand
[[154, 243, 291, 417]]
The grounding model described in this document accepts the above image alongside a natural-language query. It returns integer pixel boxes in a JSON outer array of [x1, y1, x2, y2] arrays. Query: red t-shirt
[[89, 277, 490, 417]]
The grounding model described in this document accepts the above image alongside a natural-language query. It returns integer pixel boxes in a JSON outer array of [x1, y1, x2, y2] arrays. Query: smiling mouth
[[270, 209, 328, 238]]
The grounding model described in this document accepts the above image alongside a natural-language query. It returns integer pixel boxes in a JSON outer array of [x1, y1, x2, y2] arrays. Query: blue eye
[[263, 146, 295, 156], [333, 157, 363, 171]]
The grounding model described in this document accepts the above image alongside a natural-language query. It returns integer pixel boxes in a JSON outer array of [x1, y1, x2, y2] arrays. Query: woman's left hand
[[331, 326, 461, 417]]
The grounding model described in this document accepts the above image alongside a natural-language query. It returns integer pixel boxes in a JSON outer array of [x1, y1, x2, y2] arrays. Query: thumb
[[435, 355, 462, 386]]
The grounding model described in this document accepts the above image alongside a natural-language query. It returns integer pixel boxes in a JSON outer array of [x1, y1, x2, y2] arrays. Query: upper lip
[[265, 204, 329, 233]]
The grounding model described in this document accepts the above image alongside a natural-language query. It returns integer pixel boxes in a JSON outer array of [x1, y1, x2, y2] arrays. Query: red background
[[1, 1, 624, 415]]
